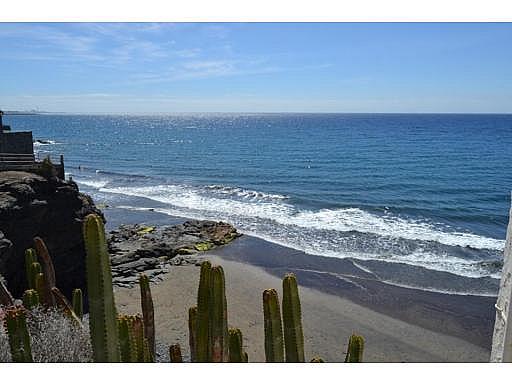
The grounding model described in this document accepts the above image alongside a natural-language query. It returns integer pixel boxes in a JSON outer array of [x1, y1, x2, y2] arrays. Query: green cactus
[[344, 334, 364, 363], [132, 315, 149, 362], [51, 287, 82, 326], [34, 272, 45, 302], [169, 343, 183, 362], [139, 274, 155, 360], [34, 237, 56, 306], [196, 260, 212, 362], [263, 288, 284, 363], [3, 306, 33, 362], [0, 278, 14, 307], [118, 315, 136, 362], [282, 273, 305, 363], [188, 306, 198, 362], [29, 262, 42, 293], [24, 248, 37, 289], [209, 265, 228, 362], [310, 357, 325, 362], [22, 289, 40, 309], [83, 213, 120, 362], [72, 288, 83, 321], [228, 328, 247, 362]]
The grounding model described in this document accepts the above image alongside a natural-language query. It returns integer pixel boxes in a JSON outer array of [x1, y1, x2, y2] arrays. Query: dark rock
[[108, 220, 241, 287], [0, 171, 104, 301]]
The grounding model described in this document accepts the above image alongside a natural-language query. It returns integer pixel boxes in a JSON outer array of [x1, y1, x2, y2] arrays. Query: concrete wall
[[0, 132, 34, 154]]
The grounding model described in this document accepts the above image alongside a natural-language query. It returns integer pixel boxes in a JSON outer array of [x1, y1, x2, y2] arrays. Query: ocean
[[6, 113, 512, 294]]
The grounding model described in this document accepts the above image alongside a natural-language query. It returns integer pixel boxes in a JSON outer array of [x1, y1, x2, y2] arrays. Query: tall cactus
[[344, 334, 364, 363], [83, 213, 120, 362], [188, 306, 198, 362], [263, 288, 284, 362], [228, 328, 247, 362], [3, 306, 33, 362], [169, 343, 183, 362], [139, 274, 155, 360], [72, 288, 83, 321], [34, 237, 56, 306], [209, 265, 228, 362], [24, 248, 37, 289], [282, 273, 305, 362], [196, 260, 212, 362], [22, 289, 40, 310]]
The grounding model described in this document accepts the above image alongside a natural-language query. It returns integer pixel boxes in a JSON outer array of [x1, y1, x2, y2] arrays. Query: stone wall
[[0, 132, 34, 154]]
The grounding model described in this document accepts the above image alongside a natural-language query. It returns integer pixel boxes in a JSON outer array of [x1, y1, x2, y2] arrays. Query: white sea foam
[[101, 183, 505, 252], [75, 179, 110, 189]]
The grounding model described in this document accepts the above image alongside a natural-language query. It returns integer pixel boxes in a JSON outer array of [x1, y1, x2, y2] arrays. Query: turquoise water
[[6, 113, 512, 281]]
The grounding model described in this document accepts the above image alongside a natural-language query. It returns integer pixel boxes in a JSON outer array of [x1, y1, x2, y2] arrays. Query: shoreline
[[104, 206, 496, 355], [114, 254, 491, 362]]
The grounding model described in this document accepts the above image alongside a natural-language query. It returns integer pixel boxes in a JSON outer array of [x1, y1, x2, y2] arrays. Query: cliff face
[[0, 171, 103, 300]]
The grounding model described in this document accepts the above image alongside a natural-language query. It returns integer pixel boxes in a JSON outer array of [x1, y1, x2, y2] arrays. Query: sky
[[0, 22, 511, 113]]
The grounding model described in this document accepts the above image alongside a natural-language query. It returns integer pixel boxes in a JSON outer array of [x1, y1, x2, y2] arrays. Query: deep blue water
[[6, 113, 512, 282]]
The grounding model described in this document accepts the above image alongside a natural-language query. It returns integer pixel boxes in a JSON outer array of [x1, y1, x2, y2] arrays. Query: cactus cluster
[[190, 261, 248, 362], [1, 212, 366, 363]]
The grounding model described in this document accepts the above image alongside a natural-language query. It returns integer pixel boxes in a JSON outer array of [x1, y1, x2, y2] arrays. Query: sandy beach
[[114, 253, 491, 362]]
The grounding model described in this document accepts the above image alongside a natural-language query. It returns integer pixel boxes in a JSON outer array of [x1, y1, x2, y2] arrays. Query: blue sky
[[0, 23, 510, 113]]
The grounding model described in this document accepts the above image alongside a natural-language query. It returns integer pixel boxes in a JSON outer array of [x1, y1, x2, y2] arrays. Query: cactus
[[310, 357, 325, 362], [22, 289, 40, 309], [83, 213, 120, 362], [228, 328, 247, 362], [132, 315, 147, 362], [196, 260, 212, 362], [51, 287, 82, 326], [344, 334, 364, 363], [139, 274, 155, 360], [263, 288, 284, 362], [34, 237, 56, 306], [282, 273, 305, 362], [3, 306, 33, 362], [0, 278, 14, 307], [34, 272, 45, 301], [188, 306, 198, 362], [118, 315, 136, 362], [209, 265, 228, 362], [24, 248, 37, 289], [72, 288, 83, 321], [29, 262, 42, 293], [169, 343, 183, 362]]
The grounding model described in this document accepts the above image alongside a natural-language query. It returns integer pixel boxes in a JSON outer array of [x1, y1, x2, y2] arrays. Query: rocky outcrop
[[0, 171, 103, 300], [108, 221, 241, 287]]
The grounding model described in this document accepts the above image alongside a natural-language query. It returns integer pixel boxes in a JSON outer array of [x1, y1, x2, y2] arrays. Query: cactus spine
[[345, 334, 364, 363], [34, 237, 56, 306], [3, 306, 33, 362], [24, 248, 37, 289], [228, 328, 247, 362], [263, 288, 284, 362], [188, 306, 198, 362], [169, 343, 183, 362], [209, 265, 228, 362], [72, 288, 83, 320], [22, 289, 40, 309], [83, 213, 120, 362], [139, 274, 155, 360], [196, 260, 212, 362], [282, 273, 305, 362]]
